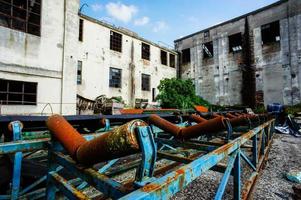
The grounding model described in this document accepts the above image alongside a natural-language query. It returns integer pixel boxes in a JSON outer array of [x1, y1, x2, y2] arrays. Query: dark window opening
[[203, 41, 213, 59], [169, 54, 175, 68], [229, 33, 242, 53], [261, 21, 280, 45], [160, 50, 167, 65], [141, 42, 150, 60], [77, 61, 82, 85], [0, 79, 37, 105], [109, 67, 122, 88], [0, 0, 41, 36], [181, 48, 190, 64], [204, 30, 210, 38], [141, 74, 150, 91], [79, 19, 83, 42], [110, 31, 122, 52], [152, 88, 156, 102]]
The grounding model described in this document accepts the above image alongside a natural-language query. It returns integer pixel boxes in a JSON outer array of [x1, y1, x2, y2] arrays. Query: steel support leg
[[234, 150, 241, 200]]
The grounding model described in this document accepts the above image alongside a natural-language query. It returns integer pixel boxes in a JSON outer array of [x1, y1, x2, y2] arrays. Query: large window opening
[[0, 79, 37, 105], [229, 33, 242, 53], [181, 48, 190, 64], [203, 41, 214, 59], [261, 21, 280, 45], [141, 42, 150, 60], [0, 0, 41, 36]]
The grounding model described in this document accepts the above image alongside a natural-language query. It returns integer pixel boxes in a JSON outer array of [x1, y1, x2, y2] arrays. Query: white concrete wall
[[77, 17, 177, 106], [0, 0, 79, 115]]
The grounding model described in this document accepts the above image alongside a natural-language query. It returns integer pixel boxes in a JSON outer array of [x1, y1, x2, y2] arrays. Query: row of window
[[181, 20, 280, 64], [77, 62, 152, 91], [108, 67, 151, 91], [78, 20, 176, 68]]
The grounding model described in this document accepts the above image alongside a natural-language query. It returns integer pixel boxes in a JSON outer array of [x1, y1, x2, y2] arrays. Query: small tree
[[156, 78, 210, 109]]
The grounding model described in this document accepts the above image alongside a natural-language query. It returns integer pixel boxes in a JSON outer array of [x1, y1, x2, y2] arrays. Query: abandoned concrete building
[[175, 0, 301, 107], [0, 0, 177, 115]]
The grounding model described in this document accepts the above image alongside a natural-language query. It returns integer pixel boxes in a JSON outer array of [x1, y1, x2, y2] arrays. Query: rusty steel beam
[[46, 115, 146, 166]]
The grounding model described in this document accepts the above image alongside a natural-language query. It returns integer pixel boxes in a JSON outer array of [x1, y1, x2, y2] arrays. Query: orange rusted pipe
[[180, 117, 227, 139], [149, 114, 181, 137], [149, 115, 227, 139], [190, 114, 208, 124], [77, 120, 147, 165], [229, 116, 249, 127], [47, 115, 147, 166], [46, 115, 86, 158], [212, 113, 222, 118]]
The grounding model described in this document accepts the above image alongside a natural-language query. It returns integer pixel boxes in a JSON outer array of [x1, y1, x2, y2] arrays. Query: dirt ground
[[173, 134, 301, 200]]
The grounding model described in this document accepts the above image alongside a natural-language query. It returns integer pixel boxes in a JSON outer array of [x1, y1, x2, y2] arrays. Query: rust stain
[[141, 183, 161, 192]]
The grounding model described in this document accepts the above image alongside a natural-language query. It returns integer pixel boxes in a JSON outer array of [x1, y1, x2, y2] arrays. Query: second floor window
[[161, 50, 167, 65], [141, 43, 150, 60], [79, 19, 83, 41], [110, 31, 122, 52], [169, 54, 175, 68], [77, 61, 82, 85], [0, 0, 41, 36], [261, 21, 280, 45]]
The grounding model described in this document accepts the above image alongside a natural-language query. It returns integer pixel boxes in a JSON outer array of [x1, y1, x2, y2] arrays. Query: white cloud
[[134, 16, 150, 26], [91, 3, 102, 12], [105, 2, 138, 23], [152, 21, 168, 33]]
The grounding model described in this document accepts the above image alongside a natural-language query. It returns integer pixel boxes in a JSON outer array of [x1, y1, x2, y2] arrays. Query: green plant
[[156, 78, 211, 109]]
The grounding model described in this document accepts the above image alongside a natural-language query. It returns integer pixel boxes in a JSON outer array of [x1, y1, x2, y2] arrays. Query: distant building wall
[[77, 15, 177, 107], [175, 0, 301, 107]]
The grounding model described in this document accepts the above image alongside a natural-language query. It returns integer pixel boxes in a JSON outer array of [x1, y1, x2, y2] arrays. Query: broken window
[[181, 48, 190, 64], [77, 61, 82, 85], [0, 79, 37, 105], [141, 74, 150, 91], [169, 54, 175, 68], [109, 67, 122, 88], [203, 41, 214, 59], [261, 21, 280, 45], [0, 0, 41, 36], [110, 31, 122, 52], [161, 50, 167, 65], [141, 42, 150, 60], [79, 19, 83, 42], [229, 33, 243, 53]]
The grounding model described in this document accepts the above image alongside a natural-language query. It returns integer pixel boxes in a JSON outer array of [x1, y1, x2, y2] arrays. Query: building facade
[[175, 0, 301, 107], [0, 0, 177, 115]]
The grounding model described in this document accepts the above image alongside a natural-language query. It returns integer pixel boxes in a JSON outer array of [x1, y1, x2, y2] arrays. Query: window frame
[[77, 60, 82, 85], [110, 30, 122, 52], [141, 74, 151, 91], [202, 41, 214, 59], [229, 32, 243, 53], [0, 0, 42, 36], [109, 67, 122, 88], [181, 48, 191, 64], [79, 19, 83, 42], [169, 54, 176, 68], [261, 20, 280, 45], [160, 50, 167, 66], [141, 42, 150, 60], [0, 79, 37, 105]]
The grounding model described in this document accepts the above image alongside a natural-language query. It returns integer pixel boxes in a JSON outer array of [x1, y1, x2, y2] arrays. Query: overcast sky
[[80, 0, 279, 48]]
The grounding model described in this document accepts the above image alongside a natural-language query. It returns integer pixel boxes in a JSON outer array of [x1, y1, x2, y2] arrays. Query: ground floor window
[[141, 74, 150, 91], [109, 67, 122, 88], [0, 79, 37, 105]]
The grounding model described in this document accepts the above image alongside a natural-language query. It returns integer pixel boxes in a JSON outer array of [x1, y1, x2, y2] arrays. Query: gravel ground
[[172, 134, 301, 200]]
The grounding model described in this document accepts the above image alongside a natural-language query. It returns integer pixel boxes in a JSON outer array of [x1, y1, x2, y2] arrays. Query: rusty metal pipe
[[189, 114, 208, 124], [46, 115, 86, 158], [47, 115, 147, 166], [149, 115, 227, 139], [180, 117, 227, 139], [225, 113, 236, 119], [77, 120, 147, 165], [148, 114, 181, 137]]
